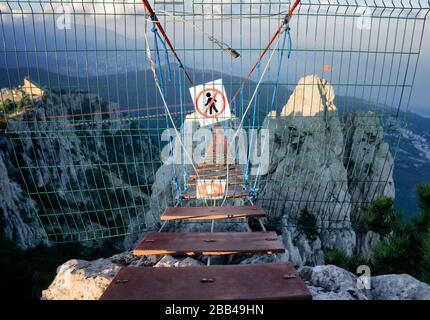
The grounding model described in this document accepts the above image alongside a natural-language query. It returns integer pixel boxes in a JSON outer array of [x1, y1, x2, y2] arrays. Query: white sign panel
[[196, 179, 227, 200], [189, 79, 233, 127]]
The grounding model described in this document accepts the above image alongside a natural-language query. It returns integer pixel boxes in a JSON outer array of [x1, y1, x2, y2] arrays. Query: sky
[[0, 0, 429, 117], [410, 20, 430, 117]]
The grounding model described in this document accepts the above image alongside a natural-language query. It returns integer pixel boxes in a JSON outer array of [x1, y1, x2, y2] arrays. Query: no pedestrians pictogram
[[195, 88, 227, 119], [189, 79, 233, 127]]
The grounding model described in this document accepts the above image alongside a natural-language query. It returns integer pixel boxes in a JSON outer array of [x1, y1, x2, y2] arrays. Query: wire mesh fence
[[0, 0, 428, 243]]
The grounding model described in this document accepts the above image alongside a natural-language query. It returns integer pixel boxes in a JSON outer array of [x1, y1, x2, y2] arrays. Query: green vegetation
[[422, 231, 430, 284], [297, 207, 319, 242], [371, 184, 430, 282], [363, 196, 398, 236], [324, 183, 430, 284], [0, 90, 33, 122]]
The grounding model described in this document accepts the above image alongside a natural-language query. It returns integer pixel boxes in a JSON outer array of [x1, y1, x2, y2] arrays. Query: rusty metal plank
[[100, 263, 312, 300], [161, 205, 265, 221], [133, 231, 284, 256]]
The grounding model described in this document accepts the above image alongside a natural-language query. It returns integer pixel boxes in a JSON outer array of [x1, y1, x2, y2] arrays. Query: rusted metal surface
[[161, 205, 265, 221], [100, 263, 312, 300], [133, 231, 284, 256], [181, 188, 249, 200]]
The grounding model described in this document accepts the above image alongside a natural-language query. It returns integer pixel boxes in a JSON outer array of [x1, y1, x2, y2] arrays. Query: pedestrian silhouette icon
[[189, 79, 233, 127], [205, 92, 218, 115]]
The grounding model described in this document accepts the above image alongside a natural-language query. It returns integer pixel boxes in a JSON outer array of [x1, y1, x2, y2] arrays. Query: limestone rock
[[239, 253, 287, 265], [344, 111, 395, 226], [257, 75, 394, 265], [370, 274, 430, 300], [259, 75, 355, 266], [41, 258, 120, 300], [0, 142, 47, 249], [356, 231, 382, 260], [1, 92, 155, 248], [299, 265, 368, 300], [281, 75, 336, 117], [154, 255, 204, 267]]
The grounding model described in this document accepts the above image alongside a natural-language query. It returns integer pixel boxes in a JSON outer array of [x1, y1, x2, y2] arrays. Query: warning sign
[[196, 179, 227, 200], [189, 79, 233, 127]]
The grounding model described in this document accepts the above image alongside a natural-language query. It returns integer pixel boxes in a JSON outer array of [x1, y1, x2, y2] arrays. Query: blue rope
[[243, 62, 261, 190], [152, 26, 180, 202], [152, 26, 164, 88], [249, 23, 291, 199], [178, 62, 188, 192], [155, 31, 172, 81], [286, 25, 292, 59]]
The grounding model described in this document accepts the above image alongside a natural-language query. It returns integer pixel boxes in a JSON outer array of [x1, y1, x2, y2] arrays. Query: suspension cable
[[156, 9, 240, 58], [230, 0, 301, 104], [140, 0, 194, 86], [143, 27, 209, 207]]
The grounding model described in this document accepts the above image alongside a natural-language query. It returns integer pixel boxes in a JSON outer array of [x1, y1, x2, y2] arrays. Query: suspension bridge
[[1, 0, 429, 300]]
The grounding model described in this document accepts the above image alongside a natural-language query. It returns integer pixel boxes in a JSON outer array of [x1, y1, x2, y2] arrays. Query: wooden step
[[186, 177, 244, 187], [189, 169, 243, 179], [196, 162, 238, 169], [161, 205, 266, 221], [133, 231, 284, 256], [100, 263, 312, 300], [181, 188, 249, 200], [196, 163, 241, 170]]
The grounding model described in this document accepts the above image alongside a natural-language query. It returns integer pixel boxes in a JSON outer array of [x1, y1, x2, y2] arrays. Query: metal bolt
[[116, 279, 129, 284]]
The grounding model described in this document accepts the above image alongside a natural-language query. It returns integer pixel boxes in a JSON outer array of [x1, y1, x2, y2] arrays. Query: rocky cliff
[[256, 75, 394, 266], [0, 91, 156, 248]]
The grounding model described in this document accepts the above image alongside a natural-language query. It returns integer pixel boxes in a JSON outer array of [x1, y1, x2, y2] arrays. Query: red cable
[[230, 0, 301, 104], [46, 103, 193, 120]]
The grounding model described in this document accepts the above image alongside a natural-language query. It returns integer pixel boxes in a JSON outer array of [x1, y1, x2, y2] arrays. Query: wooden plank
[[181, 188, 249, 200], [196, 163, 241, 170], [161, 205, 266, 221], [186, 179, 243, 187], [100, 263, 312, 300], [189, 169, 243, 179], [133, 231, 284, 256]]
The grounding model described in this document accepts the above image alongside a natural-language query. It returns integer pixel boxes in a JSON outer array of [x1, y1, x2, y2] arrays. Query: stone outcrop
[[0, 149, 47, 248], [255, 75, 394, 266], [42, 252, 202, 300], [370, 274, 430, 300], [299, 265, 430, 300], [41, 258, 121, 300]]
